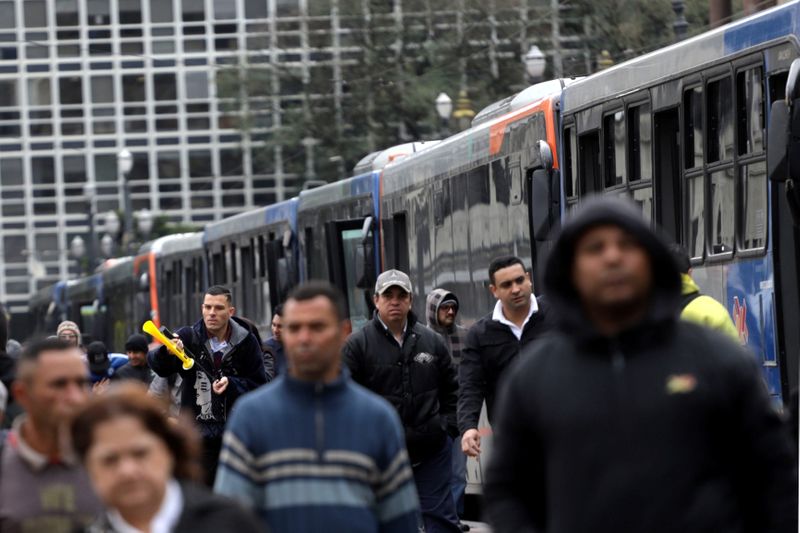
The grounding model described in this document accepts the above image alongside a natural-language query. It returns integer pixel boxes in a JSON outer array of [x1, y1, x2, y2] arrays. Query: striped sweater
[[214, 370, 421, 533]]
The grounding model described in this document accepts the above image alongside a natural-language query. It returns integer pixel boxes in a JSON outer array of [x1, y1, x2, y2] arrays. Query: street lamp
[[101, 210, 120, 258], [84, 181, 97, 272], [524, 45, 547, 84], [435, 92, 452, 138], [136, 209, 154, 238], [70, 235, 86, 275], [117, 149, 134, 252]]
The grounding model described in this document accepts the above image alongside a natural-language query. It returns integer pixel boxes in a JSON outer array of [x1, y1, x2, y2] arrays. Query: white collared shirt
[[492, 295, 539, 341], [107, 479, 183, 533], [376, 314, 407, 347]]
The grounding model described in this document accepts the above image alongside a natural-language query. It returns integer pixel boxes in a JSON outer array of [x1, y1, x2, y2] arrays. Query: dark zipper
[[610, 339, 630, 442], [314, 382, 324, 461]]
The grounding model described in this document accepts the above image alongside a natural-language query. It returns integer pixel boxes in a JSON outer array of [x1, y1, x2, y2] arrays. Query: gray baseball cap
[[375, 269, 412, 295]]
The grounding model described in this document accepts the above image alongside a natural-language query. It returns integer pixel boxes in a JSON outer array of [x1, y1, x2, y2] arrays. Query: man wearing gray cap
[[343, 269, 461, 533]]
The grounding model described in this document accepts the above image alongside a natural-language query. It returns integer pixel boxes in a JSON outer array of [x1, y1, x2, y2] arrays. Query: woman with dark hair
[[70, 383, 264, 533]]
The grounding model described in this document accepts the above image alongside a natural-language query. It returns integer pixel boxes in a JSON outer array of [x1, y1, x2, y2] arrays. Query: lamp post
[[117, 149, 134, 252], [136, 209, 154, 240], [672, 0, 688, 41], [524, 45, 547, 84], [70, 235, 86, 275], [435, 92, 453, 138], [84, 181, 97, 272]]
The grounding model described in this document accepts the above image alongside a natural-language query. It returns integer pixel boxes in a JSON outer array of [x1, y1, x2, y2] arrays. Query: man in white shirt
[[458, 255, 554, 458]]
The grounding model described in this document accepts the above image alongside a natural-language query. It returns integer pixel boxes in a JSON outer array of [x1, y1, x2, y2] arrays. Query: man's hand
[[92, 378, 110, 395], [461, 428, 481, 457], [212, 376, 229, 395], [172, 334, 184, 352]]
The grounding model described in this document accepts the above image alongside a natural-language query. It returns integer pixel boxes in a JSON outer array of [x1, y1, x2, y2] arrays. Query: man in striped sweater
[[215, 281, 421, 533]]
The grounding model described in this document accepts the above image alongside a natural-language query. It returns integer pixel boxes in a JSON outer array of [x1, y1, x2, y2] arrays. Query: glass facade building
[[0, 0, 587, 314]]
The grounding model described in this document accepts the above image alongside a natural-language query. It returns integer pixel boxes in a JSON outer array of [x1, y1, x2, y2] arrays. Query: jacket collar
[[372, 309, 418, 340], [284, 367, 350, 396]]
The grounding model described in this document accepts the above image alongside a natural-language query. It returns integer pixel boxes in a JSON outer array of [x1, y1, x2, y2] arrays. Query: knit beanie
[[56, 321, 81, 344], [124, 334, 149, 354]]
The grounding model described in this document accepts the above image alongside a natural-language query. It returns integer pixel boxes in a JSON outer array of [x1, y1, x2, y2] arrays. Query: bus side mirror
[[531, 169, 560, 241], [769, 58, 800, 183]]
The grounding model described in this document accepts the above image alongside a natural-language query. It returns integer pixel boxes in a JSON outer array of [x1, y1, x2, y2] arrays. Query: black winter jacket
[[83, 482, 265, 533], [457, 298, 552, 434], [148, 316, 267, 439], [343, 311, 459, 464], [484, 195, 797, 533]]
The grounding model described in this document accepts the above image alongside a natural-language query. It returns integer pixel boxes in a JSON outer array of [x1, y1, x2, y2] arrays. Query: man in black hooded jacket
[[484, 196, 797, 533]]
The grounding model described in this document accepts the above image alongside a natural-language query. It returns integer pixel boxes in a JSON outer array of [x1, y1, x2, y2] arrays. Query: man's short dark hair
[[205, 285, 232, 304], [286, 281, 347, 322], [489, 255, 527, 284], [273, 304, 283, 318], [669, 243, 691, 274], [20, 337, 76, 364]]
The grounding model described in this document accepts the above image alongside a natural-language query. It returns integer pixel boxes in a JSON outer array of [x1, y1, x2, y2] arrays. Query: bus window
[[603, 111, 625, 187], [740, 161, 767, 250], [710, 168, 735, 254], [628, 103, 652, 182], [685, 173, 705, 259], [340, 228, 371, 331], [563, 126, 578, 199], [707, 77, 734, 163], [737, 67, 764, 156], [578, 131, 601, 196], [683, 86, 703, 170]]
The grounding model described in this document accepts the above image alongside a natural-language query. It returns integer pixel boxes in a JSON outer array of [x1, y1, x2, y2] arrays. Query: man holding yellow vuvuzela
[[147, 285, 267, 486]]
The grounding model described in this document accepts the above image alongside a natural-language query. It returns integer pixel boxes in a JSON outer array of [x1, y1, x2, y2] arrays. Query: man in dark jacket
[[484, 196, 797, 533], [459, 255, 552, 458], [263, 304, 286, 376], [344, 269, 460, 533], [148, 285, 267, 486], [427, 288, 470, 529]]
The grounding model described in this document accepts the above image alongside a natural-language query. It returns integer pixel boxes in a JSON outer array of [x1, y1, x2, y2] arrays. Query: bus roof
[[562, 0, 800, 113]]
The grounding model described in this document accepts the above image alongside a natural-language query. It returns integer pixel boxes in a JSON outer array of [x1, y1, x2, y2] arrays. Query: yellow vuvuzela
[[142, 320, 195, 370]]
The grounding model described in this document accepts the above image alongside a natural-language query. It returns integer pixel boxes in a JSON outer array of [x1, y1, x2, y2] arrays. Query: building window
[[189, 150, 212, 177], [150, 0, 173, 22], [119, 0, 142, 24], [31, 157, 55, 185], [122, 74, 145, 102], [0, 158, 23, 186], [91, 76, 114, 103], [154, 73, 177, 101], [87, 0, 110, 25], [185, 72, 209, 100], [0, 80, 16, 107], [59, 77, 83, 105], [25, 1, 47, 28], [220, 149, 242, 176], [63, 155, 86, 183], [182, 0, 205, 22], [56, 0, 79, 26], [28, 79, 51, 106], [214, 0, 237, 19]]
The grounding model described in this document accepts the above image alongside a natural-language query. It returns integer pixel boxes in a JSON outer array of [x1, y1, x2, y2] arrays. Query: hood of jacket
[[681, 273, 701, 296], [426, 288, 459, 332], [543, 195, 681, 343]]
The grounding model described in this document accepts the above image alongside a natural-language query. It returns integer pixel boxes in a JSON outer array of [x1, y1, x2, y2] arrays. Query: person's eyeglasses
[[59, 333, 78, 339], [440, 305, 457, 314]]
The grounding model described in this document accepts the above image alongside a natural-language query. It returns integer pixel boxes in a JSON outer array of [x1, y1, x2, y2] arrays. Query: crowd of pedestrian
[[0, 195, 795, 533]]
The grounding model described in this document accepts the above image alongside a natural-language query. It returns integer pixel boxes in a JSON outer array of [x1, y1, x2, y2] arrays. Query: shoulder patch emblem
[[665, 373, 697, 395], [414, 352, 434, 364]]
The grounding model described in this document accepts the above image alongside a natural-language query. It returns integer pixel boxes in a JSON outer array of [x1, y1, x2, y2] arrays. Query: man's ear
[[229, 306, 236, 316]]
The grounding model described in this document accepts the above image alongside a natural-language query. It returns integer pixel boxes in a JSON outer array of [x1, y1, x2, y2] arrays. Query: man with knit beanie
[[56, 321, 82, 350], [116, 334, 154, 385]]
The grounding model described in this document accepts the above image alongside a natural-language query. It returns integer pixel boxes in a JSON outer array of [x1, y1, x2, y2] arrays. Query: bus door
[[265, 230, 296, 314], [325, 216, 377, 331]]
